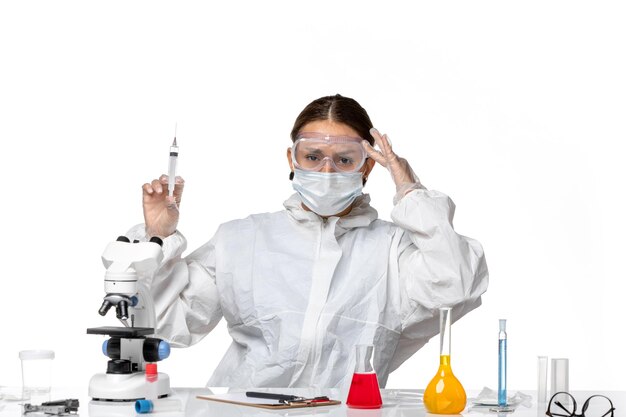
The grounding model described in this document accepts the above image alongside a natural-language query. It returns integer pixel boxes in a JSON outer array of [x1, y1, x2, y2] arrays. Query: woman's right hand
[[142, 174, 184, 238]]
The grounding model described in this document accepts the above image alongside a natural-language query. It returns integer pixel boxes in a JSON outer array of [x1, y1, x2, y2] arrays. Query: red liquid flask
[[346, 345, 383, 409]]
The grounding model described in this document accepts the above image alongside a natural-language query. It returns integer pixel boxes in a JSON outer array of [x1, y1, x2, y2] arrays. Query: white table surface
[[1, 387, 622, 417]]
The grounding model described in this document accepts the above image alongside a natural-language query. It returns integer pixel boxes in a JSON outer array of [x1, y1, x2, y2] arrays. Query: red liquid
[[346, 372, 383, 409]]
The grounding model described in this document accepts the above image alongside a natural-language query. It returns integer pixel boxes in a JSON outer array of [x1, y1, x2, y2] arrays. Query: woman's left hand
[[362, 128, 418, 190]]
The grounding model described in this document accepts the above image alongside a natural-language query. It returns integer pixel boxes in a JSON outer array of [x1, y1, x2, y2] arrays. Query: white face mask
[[292, 168, 363, 216]]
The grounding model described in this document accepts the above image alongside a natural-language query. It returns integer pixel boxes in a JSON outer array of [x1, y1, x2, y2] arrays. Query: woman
[[129, 94, 489, 388]]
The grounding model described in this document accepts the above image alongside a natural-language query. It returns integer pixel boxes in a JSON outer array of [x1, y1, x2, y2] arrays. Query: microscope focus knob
[[158, 341, 171, 360], [102, 338, 121, 359], [143, 338, 171, 362]]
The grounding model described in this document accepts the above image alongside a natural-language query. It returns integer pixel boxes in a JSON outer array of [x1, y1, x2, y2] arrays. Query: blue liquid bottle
[[498, 319, 507, 407]]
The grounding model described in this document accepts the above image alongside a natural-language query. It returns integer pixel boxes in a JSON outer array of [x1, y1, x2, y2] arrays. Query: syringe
[[168, 126, 179, 198]]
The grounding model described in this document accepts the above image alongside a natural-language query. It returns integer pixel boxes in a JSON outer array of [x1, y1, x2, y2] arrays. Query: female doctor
[[129, 94, 489, 389]]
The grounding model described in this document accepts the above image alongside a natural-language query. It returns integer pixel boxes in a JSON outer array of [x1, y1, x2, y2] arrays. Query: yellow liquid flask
[[423, 307, 467, 414]]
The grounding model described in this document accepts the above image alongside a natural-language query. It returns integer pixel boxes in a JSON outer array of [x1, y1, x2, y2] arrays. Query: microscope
[[87, 236, 172, 401]]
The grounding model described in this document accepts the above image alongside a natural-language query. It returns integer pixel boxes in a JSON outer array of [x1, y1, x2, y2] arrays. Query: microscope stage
[[86, 326, 155, 337]]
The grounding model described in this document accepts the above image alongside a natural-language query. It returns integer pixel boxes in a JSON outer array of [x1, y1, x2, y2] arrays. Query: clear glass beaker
[[423, 307, 467, 414], [19, 350, 55, 395], [346, 344, 383, 409]]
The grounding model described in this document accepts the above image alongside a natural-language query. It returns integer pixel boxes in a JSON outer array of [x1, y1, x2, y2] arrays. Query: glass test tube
[[498, 319, 507, 407], [551, 358, 569, 395], [537, 356, 548, 403]]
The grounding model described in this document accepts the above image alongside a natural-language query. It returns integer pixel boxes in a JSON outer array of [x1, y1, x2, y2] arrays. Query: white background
[[1, 1, 624, 393]]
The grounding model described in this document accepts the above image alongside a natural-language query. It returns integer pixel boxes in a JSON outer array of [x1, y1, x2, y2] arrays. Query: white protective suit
[[127, 189, 489, 388]]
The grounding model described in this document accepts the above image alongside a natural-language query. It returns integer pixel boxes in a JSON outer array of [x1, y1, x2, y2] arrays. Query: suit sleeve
[[126, 224, 223, 347], [387, 189, 489, 370]]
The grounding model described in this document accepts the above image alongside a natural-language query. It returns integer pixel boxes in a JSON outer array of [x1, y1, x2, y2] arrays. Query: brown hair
[[290, 94, 375, 145]]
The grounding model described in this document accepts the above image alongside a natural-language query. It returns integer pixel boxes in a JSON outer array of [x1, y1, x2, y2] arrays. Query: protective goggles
[[292, 132, 367, 173]]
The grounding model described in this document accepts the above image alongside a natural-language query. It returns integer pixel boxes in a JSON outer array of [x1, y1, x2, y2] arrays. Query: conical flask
[[346, 345, 383, 409], [423, 307, 467, 414]]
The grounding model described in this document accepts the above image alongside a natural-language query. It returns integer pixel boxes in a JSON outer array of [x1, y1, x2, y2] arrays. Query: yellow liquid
[[423, 355, 467, 414]]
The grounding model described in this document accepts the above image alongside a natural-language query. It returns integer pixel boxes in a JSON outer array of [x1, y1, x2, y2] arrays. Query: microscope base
[[89, 372, 171, 401]]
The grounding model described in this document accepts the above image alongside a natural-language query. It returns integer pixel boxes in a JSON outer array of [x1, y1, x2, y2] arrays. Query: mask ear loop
[[358, 145, 371, 186]]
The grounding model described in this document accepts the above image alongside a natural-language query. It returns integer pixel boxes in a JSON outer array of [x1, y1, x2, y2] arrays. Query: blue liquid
[[498, 338, 507, 406]]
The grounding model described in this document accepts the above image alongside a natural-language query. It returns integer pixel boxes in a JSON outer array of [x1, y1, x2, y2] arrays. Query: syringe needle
[[168, 124, 179, 198]]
